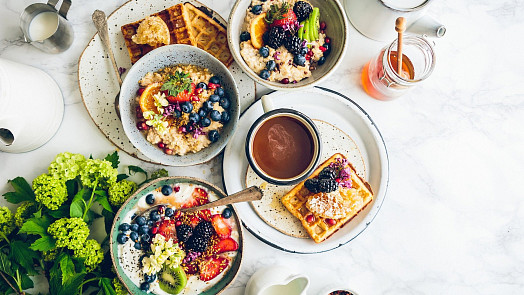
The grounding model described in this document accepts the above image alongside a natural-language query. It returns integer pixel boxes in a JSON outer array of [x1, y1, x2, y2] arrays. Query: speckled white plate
[[222, 87, 389, 254], [78, 0, 256, 164]]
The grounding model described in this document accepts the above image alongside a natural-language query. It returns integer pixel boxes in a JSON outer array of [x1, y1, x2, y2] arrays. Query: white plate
[[78, 0, 255, 164], [222, 87, 389, 253]]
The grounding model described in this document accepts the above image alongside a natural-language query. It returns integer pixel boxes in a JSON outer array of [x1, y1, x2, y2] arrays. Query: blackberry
[[319, 167, 337, 180], [193, 221, 215, 239], [186, 235, 208, 252], [304, 178, 320, 194], [176, 224, 192, 243], [284, 35, 304, 56], [318, 179, 339, 193], [266, 27, 285, 49], [293, 1, 313, 22]]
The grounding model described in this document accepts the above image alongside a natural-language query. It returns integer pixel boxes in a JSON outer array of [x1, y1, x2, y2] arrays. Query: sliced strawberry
[[157, 219, 177, 241], [199, 256, 229, 282], [182, 187, 210, 209], [184, 263, 199, 275], [270, 8, 297, 28], [211, 237, 239, 254], [166, 83, 195, 103], [211, 214, 231, 239], [190, 216, 200, 228], [197, 209, 211, 221]]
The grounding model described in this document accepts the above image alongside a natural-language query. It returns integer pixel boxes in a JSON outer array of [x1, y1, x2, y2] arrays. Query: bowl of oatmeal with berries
[[119, 44, 239, 166], [228, 0, 348, 90]]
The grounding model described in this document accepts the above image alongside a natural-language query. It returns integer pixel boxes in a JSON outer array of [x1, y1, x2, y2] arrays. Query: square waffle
[[281, 153, 374, 243], [184, 3, 233, 67], [121, 4, 195, 64]]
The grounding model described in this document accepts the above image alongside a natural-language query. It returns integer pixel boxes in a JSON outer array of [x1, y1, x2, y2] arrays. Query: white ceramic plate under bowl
[[222, 87, 389, 253], [78, 0, 256, 164]]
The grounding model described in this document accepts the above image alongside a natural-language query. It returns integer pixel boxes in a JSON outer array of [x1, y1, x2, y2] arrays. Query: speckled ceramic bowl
[[227, 0, 348, 90], [119, 44, 239, 166]]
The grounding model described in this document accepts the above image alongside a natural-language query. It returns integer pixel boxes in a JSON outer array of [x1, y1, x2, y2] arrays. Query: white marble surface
[[1, 0, 524, 294]]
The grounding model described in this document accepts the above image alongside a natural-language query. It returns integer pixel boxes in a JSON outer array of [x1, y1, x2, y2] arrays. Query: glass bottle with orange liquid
[[361, 35, 436, 100]]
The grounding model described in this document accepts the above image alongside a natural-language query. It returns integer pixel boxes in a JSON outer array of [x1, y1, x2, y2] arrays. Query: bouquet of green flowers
[[0, 151, 168, 295]]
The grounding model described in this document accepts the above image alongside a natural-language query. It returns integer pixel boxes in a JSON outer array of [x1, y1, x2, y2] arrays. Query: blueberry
[[140, 282, 150, 291], [221, 111, 230, 123], [215, 87, 225, 97], [145, 273, 157, 283], [139, 225, 150, 235], [266, 60, 276, 71], [131, 213, 137, 220], [198, 108, 208, 118], [259, 46, 270, 58], [323, 43, 331, 53], [294, 55, 306, 66], [251, 4, 263, 15], [145, 194, 155, 205], [118, 223, 130, 231], [208, 130, 220, 143], [219, 97, 231, 109], [196, 82, 207, 90], [140, 241, 151, 251], [130, 224, 139, 232], [134, 242, 142, 250], [259, 69, 270, 80], [181, 101, 193, 113], [300, 47, 308, 56], [141, 233, 151, 243], [210, 110, 222, 121], [117, 233, 128, 244], [318, 56, 326, 65], [240, 31, 251, 42], [129, 231, 139, 242], [209, 76, 221, 84], [203, 100, 215, 111], [149, 211, 161, 222], [209, 94, 220, 103], [147, 220, 154, 227], [135, 216, 146, 226], [161, 185, 173, 196], [165, 208, 174, 218], [222, 208, 232, 219], [189, 112, 200, 123], [173, 109, 182, 118], [200, 117, 211, 127]]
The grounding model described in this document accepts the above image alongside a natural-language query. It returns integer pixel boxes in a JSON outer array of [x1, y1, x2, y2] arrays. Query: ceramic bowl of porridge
[[119, 44, 239, 166], [228, 0, 348, 90]]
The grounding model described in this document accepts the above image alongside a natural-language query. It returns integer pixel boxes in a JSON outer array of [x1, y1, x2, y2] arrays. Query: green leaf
[[9, 241, 39, 276], [59, 254, 75, 284], [160, 71, 192, 97], [48, 205, 68, 219], [99, 277, 117, 295], [0, 252, 13, 276], [104, 151, 120, 169], [30, 235, 56, 252], [20, 273, 34, 290], [95, 194, 113, 213], [101, 209, 115, 235], [128, 165, 148, 178], [84, 210, 102, 225], [65, 179, 78, 196], [150, 169, 169, 180], [5, 177, 35, 203], [19, 215, 51, 237], [116, 173, 129, 182], [70, 189, 86, 218]]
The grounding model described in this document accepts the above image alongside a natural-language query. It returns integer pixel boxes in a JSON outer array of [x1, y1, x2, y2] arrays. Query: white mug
[[344, 0, 446, 41]]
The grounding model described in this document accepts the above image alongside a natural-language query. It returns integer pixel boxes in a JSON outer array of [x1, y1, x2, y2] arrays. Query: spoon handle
[[180, 186, 263, 213], [92, 10, 122, 86]]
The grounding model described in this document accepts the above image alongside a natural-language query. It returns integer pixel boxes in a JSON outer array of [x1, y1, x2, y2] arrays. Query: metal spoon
[[92, 9, 122, 119]]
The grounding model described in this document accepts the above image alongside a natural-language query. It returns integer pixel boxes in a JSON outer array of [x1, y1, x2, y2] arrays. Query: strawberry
[[211, 214, 231, 239], [211, 238, 239, 254], [190, 216, 200, 228], [181, 188, 210, 208], [157, 219, 177, 241], [197, 209, 212, 221], [166, 83, 196, 103], [266, 3, 297, 29], [184, 263, 199, 275], [199, 256, 229, 282]]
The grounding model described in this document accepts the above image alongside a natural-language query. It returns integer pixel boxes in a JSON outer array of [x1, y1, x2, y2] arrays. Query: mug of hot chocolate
[[245, 96, 322, 186]]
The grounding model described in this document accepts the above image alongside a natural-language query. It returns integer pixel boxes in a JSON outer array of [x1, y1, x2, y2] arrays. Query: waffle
[[184, 3, 233, 67], [281, 153, 374, 243], [121, 4, 195, 64]]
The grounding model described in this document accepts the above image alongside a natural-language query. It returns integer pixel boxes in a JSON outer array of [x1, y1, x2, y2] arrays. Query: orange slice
[[139, 82, 162, 113], [250, 13, 268, 49]]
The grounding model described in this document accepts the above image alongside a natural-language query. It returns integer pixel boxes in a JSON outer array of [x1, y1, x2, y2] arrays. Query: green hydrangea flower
[[33, 173, 68, 210], [48, 218, 89, 250], [108, 180, 137, 207], [0, 207, 15, 241], [42, 249, 59, 262], [73, 239, 104, 271], [112, 277, 128, 295], [80, 159, 118, 189], [48, 152, 86, 180], [14, 201, 38, 228]]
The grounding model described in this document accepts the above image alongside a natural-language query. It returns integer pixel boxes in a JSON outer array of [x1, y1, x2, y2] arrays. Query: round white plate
[[78, 0, 255, 164], [222, 87, 389, 253]]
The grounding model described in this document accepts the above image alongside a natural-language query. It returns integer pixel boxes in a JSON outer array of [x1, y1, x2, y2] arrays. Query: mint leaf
[[9, 241, 39, 276], [59, 254, 75, 284], [160, 71, 192, 97], [104, 151, 119, 169], [30, 235, 56, 252], [19, 215, 51, 236], [70, 189, 86, 218]]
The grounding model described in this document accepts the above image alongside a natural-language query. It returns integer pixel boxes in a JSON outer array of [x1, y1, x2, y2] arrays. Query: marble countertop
[[1, 0, 523, 294]]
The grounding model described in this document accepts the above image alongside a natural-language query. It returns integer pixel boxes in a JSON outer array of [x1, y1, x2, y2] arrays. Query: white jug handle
[[407, 15, 446, 38], [261, 95, 275, 113]]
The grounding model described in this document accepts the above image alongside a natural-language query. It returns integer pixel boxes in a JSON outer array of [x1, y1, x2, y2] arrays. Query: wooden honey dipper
[[395, 17, 406, 77]]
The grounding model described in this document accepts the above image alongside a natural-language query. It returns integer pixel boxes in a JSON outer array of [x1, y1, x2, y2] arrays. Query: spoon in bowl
[[92, 9, 122, 119]]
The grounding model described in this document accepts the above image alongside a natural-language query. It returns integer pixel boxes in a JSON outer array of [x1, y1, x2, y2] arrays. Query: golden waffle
[[121, 4, 195, 64], [281, 153, 374, 243], [184, 3, 233, 67]]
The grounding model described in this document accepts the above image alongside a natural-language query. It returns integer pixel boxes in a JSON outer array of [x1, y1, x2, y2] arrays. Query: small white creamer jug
[[0, 58, 64, 153], [245, 265, 310, 295]]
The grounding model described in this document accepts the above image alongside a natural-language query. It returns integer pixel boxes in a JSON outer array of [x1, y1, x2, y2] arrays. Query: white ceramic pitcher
[[245, 265, 310, 295], [0, 58, 64, 153], [344, 0, 446, 41]]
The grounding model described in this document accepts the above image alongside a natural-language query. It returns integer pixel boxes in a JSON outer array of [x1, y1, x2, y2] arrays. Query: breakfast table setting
[[0, 0, 523, 294]]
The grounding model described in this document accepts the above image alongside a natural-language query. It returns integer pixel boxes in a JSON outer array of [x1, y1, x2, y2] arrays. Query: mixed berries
[[304, 160, 352, 194]]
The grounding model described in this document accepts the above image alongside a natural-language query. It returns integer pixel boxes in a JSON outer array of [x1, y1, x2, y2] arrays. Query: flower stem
[[82, 180, 98, 220], [0, 271, 20, 294], [0, 232, 10, 244]]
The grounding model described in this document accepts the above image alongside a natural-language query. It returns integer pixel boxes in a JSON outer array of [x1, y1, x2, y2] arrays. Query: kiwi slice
[[158, 266, 187, 294]]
